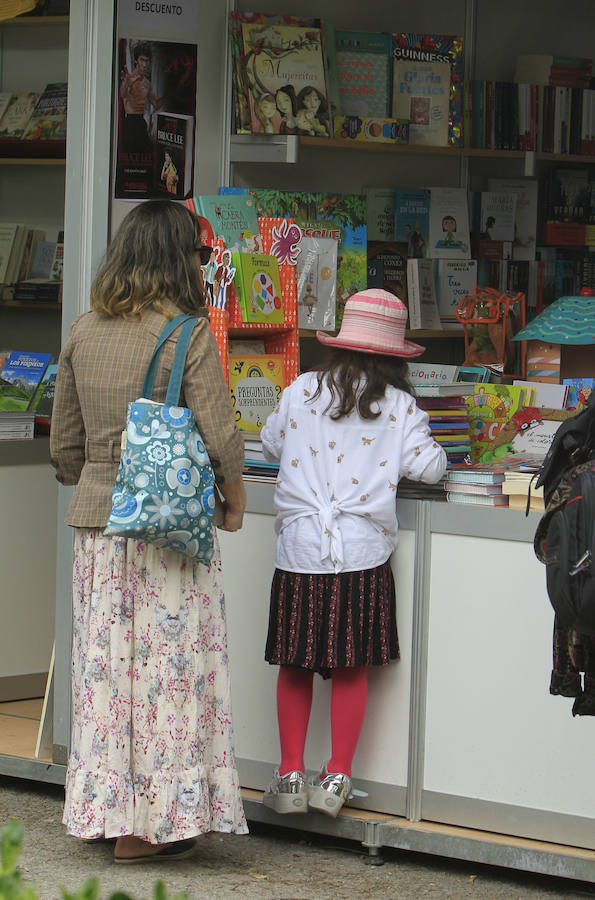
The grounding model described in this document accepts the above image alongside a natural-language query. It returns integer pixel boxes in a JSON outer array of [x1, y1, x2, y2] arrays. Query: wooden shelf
[[0, 157, 65, 165], [0, 301, 61, 311], [1, 16, 68, 25]]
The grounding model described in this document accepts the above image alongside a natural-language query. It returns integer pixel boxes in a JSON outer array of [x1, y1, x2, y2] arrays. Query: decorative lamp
[[512, 289, 595, 382]]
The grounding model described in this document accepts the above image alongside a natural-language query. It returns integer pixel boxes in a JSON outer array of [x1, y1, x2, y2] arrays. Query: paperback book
[[232, 252, 284, 324], [446, 491, 509, 506], [296, 235, 337, 330], [196, 194, 262, 254], [0, 92, 40, 139], [487, 178, 539, 261], [335, 31, 393, 118], [366, 188, 396, 242], [28, 362, 58, 426], [392, 57, 450, 147], [394, 189, 430, 257], [367, 241, 408, 301], [428, 187, 471, 260], [153, 112, 194, 199], [229, 353, 286, 433], [407, 258, 441, 330], [22, 83, 67, 141], [435, 260, 477, 325], [0, 351, 53, 412]]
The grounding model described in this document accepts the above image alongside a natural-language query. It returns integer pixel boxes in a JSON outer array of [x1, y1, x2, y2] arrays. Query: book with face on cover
[[428, 187, 471, 260], [153, 112, 194, 199], [229, 353, 286, 434]]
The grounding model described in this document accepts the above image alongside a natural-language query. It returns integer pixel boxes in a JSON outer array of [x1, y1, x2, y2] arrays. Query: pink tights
[[277, 665, 368, 777]]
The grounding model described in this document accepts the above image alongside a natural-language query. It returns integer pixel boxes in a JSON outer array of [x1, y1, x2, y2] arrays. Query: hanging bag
[[104, 314, 216, 565]]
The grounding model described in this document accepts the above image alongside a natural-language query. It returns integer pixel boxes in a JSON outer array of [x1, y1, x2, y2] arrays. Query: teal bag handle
[[165, 316, 198, 406], [141, 314, 198, 400]]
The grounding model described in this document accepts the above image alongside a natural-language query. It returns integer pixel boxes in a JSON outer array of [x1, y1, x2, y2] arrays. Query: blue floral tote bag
[[104, 314, 216, 565]]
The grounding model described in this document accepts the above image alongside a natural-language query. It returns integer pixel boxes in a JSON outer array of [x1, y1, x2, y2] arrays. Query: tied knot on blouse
[[319, 498, 345, 572]]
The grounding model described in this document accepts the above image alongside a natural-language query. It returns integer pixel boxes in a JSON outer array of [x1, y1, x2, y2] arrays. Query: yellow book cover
[[229, 353, 286, 433]]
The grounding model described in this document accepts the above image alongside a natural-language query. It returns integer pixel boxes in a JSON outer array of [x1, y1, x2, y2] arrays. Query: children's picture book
[[465, 383, 525, 461], [229, 353, 286, 433], [22, 83, 67, 141], [487, 178, 539, 261], [195, 194, 262, 254], [240, 22, 330, 137], [296, 235, 337, 330], [232, 252, 284, 324], [406, 258, 441, 330], [153, 111, 194, 199], [392, 33, 464, 147], [428, 187, 471, 259], [0, 92, 40, 139], [334, 31, 393, 118], [394, 189, 430, 257], [367, 241, 408, 302], [392, 57, 450, 146], [0, 351, 53, 412], [435, 260, 477, 325], [563, 377, 595, 410], [366, 188, 396, 242], [233, 188, 366, 326]]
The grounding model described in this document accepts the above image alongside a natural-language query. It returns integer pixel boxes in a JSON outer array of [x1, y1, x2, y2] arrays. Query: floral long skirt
[[63, 528, 248, 843]]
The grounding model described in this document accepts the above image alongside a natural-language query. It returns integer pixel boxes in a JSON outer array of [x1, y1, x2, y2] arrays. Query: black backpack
[[533, 398, 595, 634]]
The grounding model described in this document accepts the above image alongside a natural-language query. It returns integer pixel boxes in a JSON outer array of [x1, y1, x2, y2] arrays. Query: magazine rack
[[455, 286, 526, 379]]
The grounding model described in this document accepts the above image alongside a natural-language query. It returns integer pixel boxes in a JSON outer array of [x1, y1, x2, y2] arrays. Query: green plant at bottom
[[0, 821, 188, 900]]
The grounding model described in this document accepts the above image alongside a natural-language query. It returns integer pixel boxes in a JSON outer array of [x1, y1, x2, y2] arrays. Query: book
[[0, 223, 22, 284], [446, 491, 509, 506], [0, 351, 53, 412], [5, 224, 28, 285], [28, 363, 58, 424], [0, 93, 13, 124], [446, 468, 505, 485], [29, 241, 57, 280], [428, 187, 471, 260], [408, 363, 459, 384], [406, 258, 441, 330], [465, 383, 526, 461], [392, 56, 450, 147], [0, 92, 40, 139], [296, 235, 337, 330], [512, 379, 568, 409], [17, 228, 46, 282], [195, 194, 262, 254], [563, 377, 595, 411], [367, 241, 408, 301], [444, 480, 504, 495], [394, 188, 430, 258], [392, 33, 464, 147], [153, 111, 194, 199], [229, 353, 286, 433], [366, 188, 396, 242], [335, 30, 393, 118], [50, 242, 64, 282], [476, 191, 517, 242], [232, 252, 284, 325], [507, 493, 545, 511], [22, 83, 67, 141], [240, 22, 330, 137], [435, 260, 477, 325], [487, 178, 539, 261]]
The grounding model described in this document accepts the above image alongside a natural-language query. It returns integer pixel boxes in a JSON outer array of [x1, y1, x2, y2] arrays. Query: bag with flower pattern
[[104, 314, 216, 565]]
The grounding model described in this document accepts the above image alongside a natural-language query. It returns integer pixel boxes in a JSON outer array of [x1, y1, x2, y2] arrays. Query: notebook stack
[[444, 467, 508, 506], [416, 395, 472, 466], [242, 435, 279, 480]]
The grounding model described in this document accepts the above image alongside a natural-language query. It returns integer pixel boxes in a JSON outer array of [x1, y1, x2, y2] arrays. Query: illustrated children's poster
[[114, 36, 197, 200], [428, 187, 471, 259], [240, 22, 330, 137]]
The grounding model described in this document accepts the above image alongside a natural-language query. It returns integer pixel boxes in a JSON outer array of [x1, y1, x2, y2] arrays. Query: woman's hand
[[216, 475, 246, 533]]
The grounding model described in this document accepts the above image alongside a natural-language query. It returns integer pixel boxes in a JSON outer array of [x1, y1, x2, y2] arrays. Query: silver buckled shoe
[[308, 764, 353, 818], [263, 769, 308, 814]]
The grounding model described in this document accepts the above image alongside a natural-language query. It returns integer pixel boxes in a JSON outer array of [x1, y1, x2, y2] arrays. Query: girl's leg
[[277, 665, 314, 774], [328, 667, 368, 777]]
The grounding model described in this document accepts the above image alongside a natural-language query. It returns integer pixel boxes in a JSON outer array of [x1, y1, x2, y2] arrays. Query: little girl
[[260, 289, 447, 817]]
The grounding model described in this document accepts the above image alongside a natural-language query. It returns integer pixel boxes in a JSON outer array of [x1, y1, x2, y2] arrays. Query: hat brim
[[316, 331, 426, 359]]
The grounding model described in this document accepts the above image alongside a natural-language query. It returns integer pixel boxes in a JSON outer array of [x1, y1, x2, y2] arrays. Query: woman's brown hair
[[90, 200, 206, 318], [310, 347, 414, 420]]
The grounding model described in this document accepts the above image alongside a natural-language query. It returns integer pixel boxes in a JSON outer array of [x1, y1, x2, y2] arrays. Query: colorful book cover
[[241, 188, 367, 327], [29, 363, 58, 419], [196, 194, 262, 254], [392, 33, 464, 147], [0, 92, 40, 139], [435, 260, 477, 325], [296, 235, 337, 330], [563, 377, 595, 410], [394, 189, 430, 257], [153, 112, 194, 199], [229, 353, 286, 433], [465, 383, 525, 462], [335, 30, 393, 117], [240, 22, 330, 136], [367, 241, 408, 301], [22, 83, 67, 141], [0, 351, 53, 412], [428, 188, 471, 260], [408, 363, 459, 384], [392, 57, 450, 146], [232, 252, 284, 324]]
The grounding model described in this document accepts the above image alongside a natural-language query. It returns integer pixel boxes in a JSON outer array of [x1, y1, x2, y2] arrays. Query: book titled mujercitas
[[232, 252, 284, 324], [229, 353, 285, 433]]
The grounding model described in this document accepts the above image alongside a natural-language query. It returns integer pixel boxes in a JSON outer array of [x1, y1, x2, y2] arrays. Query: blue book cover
[[0, 351, 53, 411], [394, 189, 430, 258], [195, 194, 262, 253]]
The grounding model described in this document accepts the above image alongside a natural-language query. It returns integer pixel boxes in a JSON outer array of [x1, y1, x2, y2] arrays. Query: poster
[[114, 37, 197, 200]]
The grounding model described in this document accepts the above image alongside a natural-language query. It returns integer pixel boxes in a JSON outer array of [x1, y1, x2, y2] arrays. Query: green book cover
[[232, 252, 284, 324], [195, 194, 261, 253]]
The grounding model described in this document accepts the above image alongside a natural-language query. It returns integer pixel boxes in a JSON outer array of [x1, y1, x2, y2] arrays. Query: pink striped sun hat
[[316, 289, 425, 358]]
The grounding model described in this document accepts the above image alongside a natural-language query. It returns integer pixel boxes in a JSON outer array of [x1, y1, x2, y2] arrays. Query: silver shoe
[[263, 768, 308, 814], [308, 764, 353, 818]]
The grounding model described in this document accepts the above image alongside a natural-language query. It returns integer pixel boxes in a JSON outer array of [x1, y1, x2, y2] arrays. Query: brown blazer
[[50, 302, 244, 528]]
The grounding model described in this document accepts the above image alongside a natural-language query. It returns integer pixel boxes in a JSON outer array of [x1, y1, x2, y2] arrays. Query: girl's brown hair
[[311, 348, 414, 420], [90, 200, 206, 319]]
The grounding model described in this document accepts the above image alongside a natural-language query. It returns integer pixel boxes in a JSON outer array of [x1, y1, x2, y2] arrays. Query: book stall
[[1, 0, 595, 886]]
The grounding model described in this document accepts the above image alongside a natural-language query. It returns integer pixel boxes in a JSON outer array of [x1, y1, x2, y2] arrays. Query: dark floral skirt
[[265, 560, 399, 678]]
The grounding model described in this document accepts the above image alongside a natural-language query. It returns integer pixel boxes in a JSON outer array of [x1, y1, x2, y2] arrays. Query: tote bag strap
[[141, 313, 197, 399], [165, 315, 199, 406]]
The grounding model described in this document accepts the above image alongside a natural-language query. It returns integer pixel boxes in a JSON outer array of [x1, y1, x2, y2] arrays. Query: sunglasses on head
[[196, 246, 213, 266]]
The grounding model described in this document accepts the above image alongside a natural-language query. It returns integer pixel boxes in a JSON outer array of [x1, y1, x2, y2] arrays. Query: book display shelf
[[0, 13, 67, 765]]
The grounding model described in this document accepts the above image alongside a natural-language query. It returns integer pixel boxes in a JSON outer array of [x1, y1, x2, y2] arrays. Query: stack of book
[[501, 471, 545, 512], [416, 395, 472, 466], [242, 435, 279, 480], [0, 350, 55, 439], [444, 467, 509, 507]]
